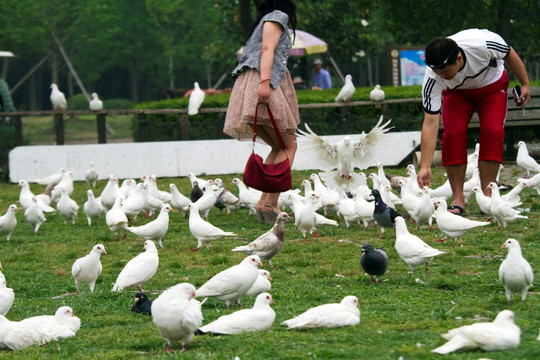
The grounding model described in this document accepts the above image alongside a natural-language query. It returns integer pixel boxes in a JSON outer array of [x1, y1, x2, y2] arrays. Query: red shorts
[[440, 71, 509, 166]]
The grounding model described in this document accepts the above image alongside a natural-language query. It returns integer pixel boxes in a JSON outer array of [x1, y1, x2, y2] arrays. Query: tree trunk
[[130, 61, 138, 103], [497, 0, 513, 41], [239, 0, 254, 40]]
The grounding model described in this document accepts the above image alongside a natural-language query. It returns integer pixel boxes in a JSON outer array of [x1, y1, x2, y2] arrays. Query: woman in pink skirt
[[224, 0, 300, 223]]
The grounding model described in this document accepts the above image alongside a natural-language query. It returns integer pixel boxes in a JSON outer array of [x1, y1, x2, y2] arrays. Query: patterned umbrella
[[236, 29, 327, 59]]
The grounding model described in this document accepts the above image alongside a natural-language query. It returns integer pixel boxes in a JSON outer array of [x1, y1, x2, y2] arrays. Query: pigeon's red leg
[[188, 247, 200, 252]]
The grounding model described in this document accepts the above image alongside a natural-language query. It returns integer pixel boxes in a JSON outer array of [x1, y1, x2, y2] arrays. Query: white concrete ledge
[[9, 132, 420, 183]]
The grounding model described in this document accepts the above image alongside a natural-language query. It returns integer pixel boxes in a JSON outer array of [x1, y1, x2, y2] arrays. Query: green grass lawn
[[0, 165, 539, 359]]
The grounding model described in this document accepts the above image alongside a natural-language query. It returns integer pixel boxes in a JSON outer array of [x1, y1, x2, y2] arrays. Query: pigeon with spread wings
[[297, 116, 392, 189]]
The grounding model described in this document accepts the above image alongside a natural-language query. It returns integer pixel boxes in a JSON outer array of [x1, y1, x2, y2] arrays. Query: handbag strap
[[252, 104, 287, 151]]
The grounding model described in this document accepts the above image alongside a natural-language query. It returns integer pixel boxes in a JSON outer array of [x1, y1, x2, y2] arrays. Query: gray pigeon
[[360, 244, 388, 282], [369, 189, 402, 236], [190, 181, 204, 203], [231, 212, 291, 269]]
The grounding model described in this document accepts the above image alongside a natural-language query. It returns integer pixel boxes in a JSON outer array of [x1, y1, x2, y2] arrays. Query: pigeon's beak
[[71, 312, 76, 317], [267, 274, 272, 280], [257, 261, 263, 266], [190, 291, 196, 300], [103, 249, 108, 254], [271, 299, 275, 304], [501, 244, 506, 248]]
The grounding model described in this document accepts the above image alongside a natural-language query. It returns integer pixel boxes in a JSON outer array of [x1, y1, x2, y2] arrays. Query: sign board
[[387, 45, 426, 86]]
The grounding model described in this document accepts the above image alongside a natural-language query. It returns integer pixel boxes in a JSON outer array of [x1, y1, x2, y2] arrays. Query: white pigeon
[[520, 172, 540, 196], [57, 187, 79, 225], [188, 82, 205, 115], [50, 171, 74, 202], [33, 168, 65, 186], [397, 179, 420, 218], [169, 183, 191, 215], [36, 184, 54, 207], [471, 186, 492, 217], [119, 179, 136, 199], [465, 143, 480, 179], [405, 164, 423, 196], [231, 178, 259, 215], [499, 238, 534, 306], [412, 186, 435, 229], [354, 187, 375, 229], [463, 168, 481, 204], [71, 244, 107, 293], [0, 315, 45, 350], [282, 295, 360, 329], [106, 196, 129, 241], [85, 161, 99, 187], [338, 194, 359, 229], [213, 178, 243, 214], [142, 174, 171, 202], [89, 92, 103, 111], [121, 182, 146, 222], [0, 205, 18, 242], [19, 306, 81, 343], [433, 199, 489, 242], [292, 192, 319, 241], [369, 84, 385, 108], [196, 255, 262, 308], [127, 204, 173, 248], [198, 292, 275, 335], [24, 196, 46, 234], [0, 262, 4, 281], [232, 212, 291, 268], [394, 216, 445, 273], [193, 183, 216, 219], [83, 189, 104, 227], [187, 202, 237, 251], [309, 173, 340, 215], [0, 278, 14, 316], [17, 179, 55, 212], [50, 83, 67, 111], [487, 182, 528, 229], [335, 74, 355, 103], [112, 240, 159, 292], [246, 270, 272, 296], [428, 179, 453, 200], [100, 175, 120, 211], [141, 183, 164, 217], [151, 282, 203, 352], [516, 140, 540, 178], [501, 179, 529, 204], [431, 310, 520, 354], [297, 116, 392, 188]]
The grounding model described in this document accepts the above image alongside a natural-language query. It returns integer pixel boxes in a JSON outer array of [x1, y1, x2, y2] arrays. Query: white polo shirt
[[422, 29, 510, 114]]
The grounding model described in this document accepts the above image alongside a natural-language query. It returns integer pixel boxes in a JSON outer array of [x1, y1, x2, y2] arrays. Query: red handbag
[[243, 104, 292, 193]]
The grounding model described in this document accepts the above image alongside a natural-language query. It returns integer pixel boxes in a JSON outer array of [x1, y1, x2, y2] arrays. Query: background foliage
[[0, 0, 538, 109]]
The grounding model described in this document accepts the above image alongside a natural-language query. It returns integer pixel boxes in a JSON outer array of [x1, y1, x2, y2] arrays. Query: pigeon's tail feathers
[[112, 283, 122, 292], [318, 171, 363, 190], [431, 336, 468, 354], [231, 245, 251, 254]]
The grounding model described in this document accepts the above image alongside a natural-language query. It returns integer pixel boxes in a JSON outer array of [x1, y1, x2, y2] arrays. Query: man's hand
[[417, 166, 432, 188]]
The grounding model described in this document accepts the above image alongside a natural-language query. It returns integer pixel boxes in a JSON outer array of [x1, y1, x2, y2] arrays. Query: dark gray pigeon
[[360, 243, 388, 282], [132, 292, 153, 315], [370, 189, 402, 236], [190, 181, 204, 203]]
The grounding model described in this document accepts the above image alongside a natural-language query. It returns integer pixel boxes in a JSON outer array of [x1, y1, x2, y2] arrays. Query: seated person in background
[[293, 76, 307, 90], [311, 58, 332, 90]]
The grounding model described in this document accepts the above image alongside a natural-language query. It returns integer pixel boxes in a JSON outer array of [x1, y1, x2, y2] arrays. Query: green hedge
[[133, 85, 425, 141]]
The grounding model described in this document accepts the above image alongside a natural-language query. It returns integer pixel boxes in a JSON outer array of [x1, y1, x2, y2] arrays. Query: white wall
[[9, 132, 420, 183]]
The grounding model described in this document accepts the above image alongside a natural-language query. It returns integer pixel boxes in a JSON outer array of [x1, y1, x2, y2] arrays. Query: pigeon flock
[[0, 138, 539, 356]]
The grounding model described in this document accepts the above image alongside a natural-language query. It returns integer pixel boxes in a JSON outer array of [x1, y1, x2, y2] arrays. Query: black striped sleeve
[[486, 40, 510, 58], [422, 78, 440, 114]]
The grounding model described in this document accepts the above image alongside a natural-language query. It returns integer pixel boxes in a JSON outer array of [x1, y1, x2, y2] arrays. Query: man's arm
[[505, 47, 531, 108], [417, 112, 440, 188]]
